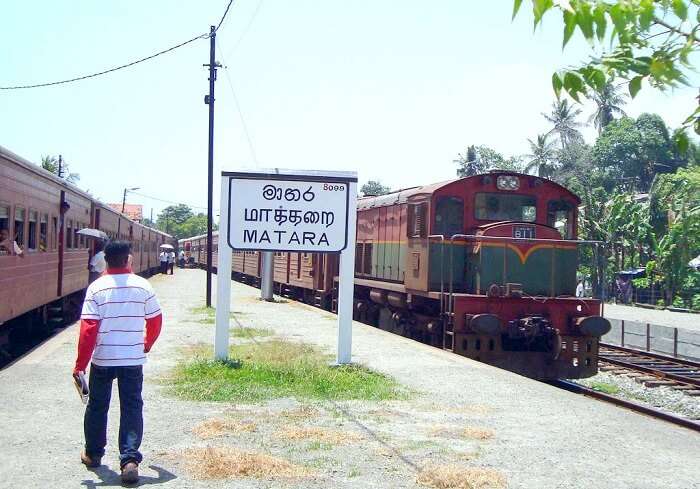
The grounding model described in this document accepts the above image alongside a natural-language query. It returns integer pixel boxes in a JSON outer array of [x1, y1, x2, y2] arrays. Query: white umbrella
[[77, 228, 108, 240], [160, 244, 175, 250]]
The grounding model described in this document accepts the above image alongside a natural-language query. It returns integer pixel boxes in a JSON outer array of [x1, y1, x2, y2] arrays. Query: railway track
[[551, 380, 700, 433], [228, 273, 700, 431], [598, 343, 700, 396]]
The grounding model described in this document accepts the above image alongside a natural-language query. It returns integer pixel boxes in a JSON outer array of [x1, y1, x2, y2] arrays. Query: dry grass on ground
[[185, 447, 312, 480], [430, 425, 494, 441], [192, 418, 257, 439], [280, 405, 319, 420], [416, 464, 506, 489], [276, 426, 363, 444]]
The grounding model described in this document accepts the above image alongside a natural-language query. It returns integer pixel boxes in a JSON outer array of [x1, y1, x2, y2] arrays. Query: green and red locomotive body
[[354, 172, 609, 379]]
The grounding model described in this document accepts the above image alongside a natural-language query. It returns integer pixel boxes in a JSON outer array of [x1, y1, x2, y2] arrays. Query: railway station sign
[[225, 171, 354, 252], [215, 168, 358, 365]]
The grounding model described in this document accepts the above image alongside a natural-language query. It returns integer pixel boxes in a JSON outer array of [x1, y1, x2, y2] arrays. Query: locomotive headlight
[[497, 175, 520, 190]]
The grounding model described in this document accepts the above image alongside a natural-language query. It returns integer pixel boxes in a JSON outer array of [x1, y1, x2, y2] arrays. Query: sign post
[[215, 175, 233, 360], [260, 251, 274, 301], [215, 169, 357, 363]]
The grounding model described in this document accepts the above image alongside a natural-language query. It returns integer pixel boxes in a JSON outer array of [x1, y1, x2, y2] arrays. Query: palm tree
[[524, 134, 559, 178], [589, 82, 627, 134], [542, 99, 583, 149]]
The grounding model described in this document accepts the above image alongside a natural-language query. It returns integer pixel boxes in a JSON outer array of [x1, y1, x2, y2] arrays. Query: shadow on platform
[[81, 465, 176, 488]]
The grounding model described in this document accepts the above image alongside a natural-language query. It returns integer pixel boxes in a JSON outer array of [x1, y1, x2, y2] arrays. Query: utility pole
[[204, 25, 221, 308]]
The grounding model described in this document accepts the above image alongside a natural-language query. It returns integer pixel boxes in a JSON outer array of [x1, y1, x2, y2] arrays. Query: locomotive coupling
[[574, 316, 611, 337]]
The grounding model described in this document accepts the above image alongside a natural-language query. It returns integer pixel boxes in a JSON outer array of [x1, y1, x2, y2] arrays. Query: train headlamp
[[496, 175, 520, 191]]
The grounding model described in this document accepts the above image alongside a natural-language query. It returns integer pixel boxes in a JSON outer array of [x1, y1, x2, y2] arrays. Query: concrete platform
[[0, 269, 698, 489]]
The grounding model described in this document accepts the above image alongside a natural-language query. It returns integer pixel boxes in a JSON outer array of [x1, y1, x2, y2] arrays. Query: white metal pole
[[336, 181, 357, 364], [215, 176, 232, 360], [261, 251, 274, 301]]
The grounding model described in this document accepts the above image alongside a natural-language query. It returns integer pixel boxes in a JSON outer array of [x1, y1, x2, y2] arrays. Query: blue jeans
[[84, 364, 143, 468]]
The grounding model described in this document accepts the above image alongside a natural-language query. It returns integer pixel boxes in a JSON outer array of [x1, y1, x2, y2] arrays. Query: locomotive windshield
[[474, 193, 536, 222]]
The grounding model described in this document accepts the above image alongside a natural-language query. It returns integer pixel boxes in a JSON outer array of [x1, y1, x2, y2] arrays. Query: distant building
[[108, 203, 143, 222]]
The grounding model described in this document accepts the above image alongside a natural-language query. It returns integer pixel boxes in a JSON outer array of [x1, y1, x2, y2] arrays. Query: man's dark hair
[[104, 240, 131, 268]]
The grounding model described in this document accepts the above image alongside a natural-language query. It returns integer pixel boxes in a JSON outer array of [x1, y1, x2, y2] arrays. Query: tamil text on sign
[[228, 178, 350, 252]]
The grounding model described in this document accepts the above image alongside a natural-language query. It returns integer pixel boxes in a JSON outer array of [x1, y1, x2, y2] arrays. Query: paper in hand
[[73, 372, 89, 404]]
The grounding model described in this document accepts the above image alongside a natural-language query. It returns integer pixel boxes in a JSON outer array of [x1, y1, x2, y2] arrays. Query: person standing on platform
[[89, 241, 106, 283], [159, 249, 168, 274], [167, 250, 175, 275], [73, 240, 162, 485], [178, 249, 185, 268]]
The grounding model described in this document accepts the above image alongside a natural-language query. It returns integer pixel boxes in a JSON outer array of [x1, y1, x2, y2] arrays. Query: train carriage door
[[433, 196, 465, 291]]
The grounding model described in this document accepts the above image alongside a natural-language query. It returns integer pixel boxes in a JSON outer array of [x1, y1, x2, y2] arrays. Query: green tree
[[455, 145, 523, 177], [543, 99, 584, 149], [41, 155, 80, 183], [589, 81, 627, 134], [175, 214, 210, 239], [524, 133, 559, 178], [360, 180, 391, 196], [513, 0, 700, 134], [592, 113, 678, 191], [157, 204, 194, 235]]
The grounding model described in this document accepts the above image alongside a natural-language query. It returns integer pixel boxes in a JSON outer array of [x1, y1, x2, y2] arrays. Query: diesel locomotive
[[181, 171, 611, 380]]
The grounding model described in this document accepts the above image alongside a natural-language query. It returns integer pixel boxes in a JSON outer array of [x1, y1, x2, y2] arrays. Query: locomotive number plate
[[513, 225, 535, 239]]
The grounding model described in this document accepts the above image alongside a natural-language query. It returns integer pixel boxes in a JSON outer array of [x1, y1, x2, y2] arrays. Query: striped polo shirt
[[80, 273, 161, 366]]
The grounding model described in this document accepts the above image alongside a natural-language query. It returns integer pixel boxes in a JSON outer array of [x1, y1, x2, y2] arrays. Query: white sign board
[[216, 169, 358, 365], [228, 177, 350, 252]]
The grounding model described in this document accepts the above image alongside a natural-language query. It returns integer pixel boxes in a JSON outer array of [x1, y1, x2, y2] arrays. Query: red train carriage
[[0, 145, 171, 341], [181, 171, 610, 380]]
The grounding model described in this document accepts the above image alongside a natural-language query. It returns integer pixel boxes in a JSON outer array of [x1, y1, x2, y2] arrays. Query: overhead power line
[[0, 33, 207, 90], [1, 0, 236, 90], [130, 191, 213, 212], [215, 0, 236, 32]]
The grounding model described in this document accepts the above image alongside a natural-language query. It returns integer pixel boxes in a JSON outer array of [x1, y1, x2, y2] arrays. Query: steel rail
[[599, 342, 700, 369], [551, 380, 700, 433]]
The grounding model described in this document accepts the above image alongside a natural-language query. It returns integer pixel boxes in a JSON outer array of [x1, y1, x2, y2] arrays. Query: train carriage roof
[[357, 172, 580, 210], [0, 144, 172, 238]]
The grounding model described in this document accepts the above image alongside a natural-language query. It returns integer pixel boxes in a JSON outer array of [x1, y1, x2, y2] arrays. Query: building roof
[[108, 203, 143, 221]]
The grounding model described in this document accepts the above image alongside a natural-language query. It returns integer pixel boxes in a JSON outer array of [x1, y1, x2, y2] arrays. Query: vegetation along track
[[598, 343, 700, 395]]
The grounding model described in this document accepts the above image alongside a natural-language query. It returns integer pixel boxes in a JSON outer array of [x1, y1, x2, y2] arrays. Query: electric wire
[[225, 0, 264, 57], [1, 0, 235, 90], [0, 33, 207, 90], [215, 0, 236, 32], [130, 191, 214, 212], [217, 39, 260, 167]]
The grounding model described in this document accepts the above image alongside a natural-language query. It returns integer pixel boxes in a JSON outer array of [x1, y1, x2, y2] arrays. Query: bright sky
[[1, 1, 696, 219]]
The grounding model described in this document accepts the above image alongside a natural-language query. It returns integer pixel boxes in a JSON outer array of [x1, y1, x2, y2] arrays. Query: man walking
[[73, 241, 163, 484]]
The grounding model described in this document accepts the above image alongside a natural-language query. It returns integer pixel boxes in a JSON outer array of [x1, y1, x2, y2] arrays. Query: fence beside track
[[602, 318, 700, 361]]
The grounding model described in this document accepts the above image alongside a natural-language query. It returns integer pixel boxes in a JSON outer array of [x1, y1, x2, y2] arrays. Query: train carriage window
[[40, 214, 48, 251], [0, 205, 10, 255], [52, 216, 57, 250], [355, 243, 363, 273], [28, 211, 38, 250], [547, 200, 574, 239], [474, 193, 536, 222], [14, 206, 26, 247], [408, 202, 427, 238], [74, 224, 80, 249], [66, 220, 73, 249], [434, 197, 464, 237], [363, 243, 373, 275]]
